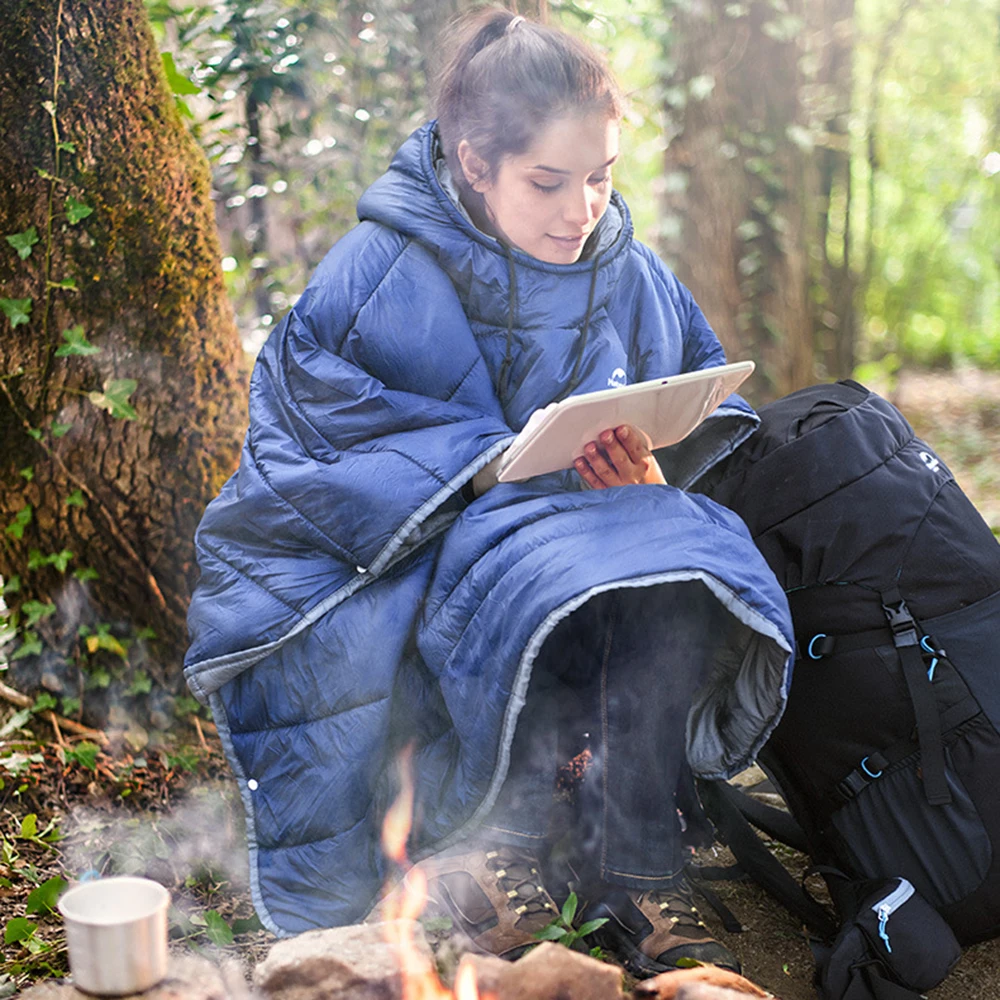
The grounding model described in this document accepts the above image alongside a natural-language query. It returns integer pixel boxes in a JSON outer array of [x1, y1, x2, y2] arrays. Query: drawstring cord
[[497, 247, 602, 408], [556, 252, 601, 403]]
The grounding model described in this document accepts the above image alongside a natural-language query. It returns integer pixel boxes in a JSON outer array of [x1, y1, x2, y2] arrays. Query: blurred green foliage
[[149, 0, 999, 370]]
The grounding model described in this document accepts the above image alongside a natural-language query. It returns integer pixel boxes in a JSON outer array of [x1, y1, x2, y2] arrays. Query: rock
[[460, 943, 623, 1000], [254, 919, 434, 1000], [19, 955, 241, 1000]]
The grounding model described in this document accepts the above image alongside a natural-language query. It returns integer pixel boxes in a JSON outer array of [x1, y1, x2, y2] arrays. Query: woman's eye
[[590, 174, 610, 186], [530, 180, 560, 193]]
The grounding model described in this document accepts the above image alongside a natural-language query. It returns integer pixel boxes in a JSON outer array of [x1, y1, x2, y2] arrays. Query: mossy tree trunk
[[0, 0, 247, 715], [658, 0, 816, 402]]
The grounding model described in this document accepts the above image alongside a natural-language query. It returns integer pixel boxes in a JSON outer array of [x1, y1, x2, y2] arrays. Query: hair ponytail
[[434, 7, 622, 188]]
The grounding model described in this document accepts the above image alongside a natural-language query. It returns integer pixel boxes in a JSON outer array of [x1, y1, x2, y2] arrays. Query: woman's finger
[[600, 430, 639, 481], [574, 457, 606, 489], [584, 443, 620, 486], [616, 424, 651, 466]]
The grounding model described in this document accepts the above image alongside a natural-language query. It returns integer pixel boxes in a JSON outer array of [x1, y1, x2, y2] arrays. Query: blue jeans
[[481, 584, 724, 890]]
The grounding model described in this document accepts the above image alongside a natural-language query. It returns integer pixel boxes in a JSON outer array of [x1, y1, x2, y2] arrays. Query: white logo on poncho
[[607, 367, 627, 388]]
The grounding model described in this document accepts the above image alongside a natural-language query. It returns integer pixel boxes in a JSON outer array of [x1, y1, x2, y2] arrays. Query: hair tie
[[505, 15, 526, 34]]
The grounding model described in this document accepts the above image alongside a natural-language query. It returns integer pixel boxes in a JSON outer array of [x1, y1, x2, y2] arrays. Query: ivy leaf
[[27, 428, 43, 441], [3, 917, 37, 945], [1, 576, 20, 596], [22, 601, 56, 628], [50, 550, 73, 573], [5, 505, 32, 540], [231, 914, 264, 935], [49, 276, 77, 291], [161, 52, 201, 95], [0, 297, 32, 329], [35, 167, 57, 181], [12, 632, 42, 660], [65, 489, 85, 507], [88, 378, 137, 420], [55, 325, 100, 357], [25, 876, 67, 916], [65, 196, 93, 225], [19, 466, 33, 482], [203, 909, 234, 946], [57, 140, 76, 153], [125, 671, 152, 696], [73, 566, 99, 583], [51, 421, 72, 437], [5, 228, 39, 260], [20, 814, 38, 838]]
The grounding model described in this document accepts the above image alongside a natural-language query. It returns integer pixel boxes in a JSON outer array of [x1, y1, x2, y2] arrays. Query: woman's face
[[459, 112, 619, 265]]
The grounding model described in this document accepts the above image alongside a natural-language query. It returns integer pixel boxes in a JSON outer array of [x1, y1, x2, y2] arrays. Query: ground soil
[[2, 368, 999, 997]]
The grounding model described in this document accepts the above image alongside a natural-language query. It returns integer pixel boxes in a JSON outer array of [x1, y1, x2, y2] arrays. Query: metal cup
[[58, 876, 170, 995]]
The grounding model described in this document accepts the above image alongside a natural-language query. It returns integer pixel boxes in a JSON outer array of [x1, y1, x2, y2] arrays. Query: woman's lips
[[548, 233, 588, 250]]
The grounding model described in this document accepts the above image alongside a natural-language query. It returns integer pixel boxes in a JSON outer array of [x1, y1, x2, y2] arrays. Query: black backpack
[[692, 380, 1000, 994]]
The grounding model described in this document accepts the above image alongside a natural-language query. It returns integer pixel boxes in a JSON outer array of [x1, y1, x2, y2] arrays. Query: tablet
[[496, 360, 754, 483]]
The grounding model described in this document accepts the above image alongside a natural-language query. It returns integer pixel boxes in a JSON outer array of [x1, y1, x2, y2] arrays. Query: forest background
[[1, 0, 998, 759], [0, 0, 998, 993]]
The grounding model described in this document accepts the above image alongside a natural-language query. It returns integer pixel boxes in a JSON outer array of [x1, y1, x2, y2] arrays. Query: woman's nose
[[563, 187, 595, 227]]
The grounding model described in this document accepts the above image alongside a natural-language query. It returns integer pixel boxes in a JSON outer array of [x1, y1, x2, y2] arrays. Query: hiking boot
[[411, 844, 560, 960], [581, 878, 741, 979]]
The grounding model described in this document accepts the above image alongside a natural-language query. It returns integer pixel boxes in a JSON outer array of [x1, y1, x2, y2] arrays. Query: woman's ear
[[456, 140, 491, 192]]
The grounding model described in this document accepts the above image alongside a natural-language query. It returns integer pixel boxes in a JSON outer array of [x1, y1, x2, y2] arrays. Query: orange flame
[[381, 746, 478, 1000]]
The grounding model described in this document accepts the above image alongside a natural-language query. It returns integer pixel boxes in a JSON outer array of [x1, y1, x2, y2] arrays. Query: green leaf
[[40, 100, 56, 116], [135, 626, 156, 641], [57, 140, 76, 153], [21, 601, 55, 628], [533, 923, 569, 941], [2, 576, 21, 596], [65, 490, 85, 507], [5, 228, 39, 261], [88, 378, 137, 420], [673, 957, 703, 968], [63, 742, 99, 771], [20, 814, 38, 838], [27, 428, 42, 441], [50, 550, 73, 573], [51, 421, 72, 437], [0, 297, 32, 329], [231, 914, 264, 935], [561, 890, 578, 928], [32, 693, 57, 714], [19, 466, 33, 482], [35, 167, 56, 181], [4, 917, 37, 945], [48, 277, 77, 291], [73, 566, 98, 582], [574, 917, 609, 937], [60, 696, 81, 717], [203, 909, 234, 946], [0, 709, 33, 738], [161, 52, 201, 95], [65, 197, 93, 225], [26, 877, 67, 916], [5, 505, 32, 540], [55, 325, 99, 356], [125, 671, 152, 697], [12, 632, 42, 660]]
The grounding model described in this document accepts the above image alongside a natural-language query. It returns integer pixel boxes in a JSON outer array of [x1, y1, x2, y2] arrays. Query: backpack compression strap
[[880, 589, 952, 806]]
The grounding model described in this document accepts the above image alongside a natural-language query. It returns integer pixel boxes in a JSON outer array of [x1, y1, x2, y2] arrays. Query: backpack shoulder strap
[[697, 779, 838, 939]]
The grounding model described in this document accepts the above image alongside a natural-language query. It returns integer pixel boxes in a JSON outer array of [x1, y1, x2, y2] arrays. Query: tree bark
[[0, 0, 247, 702], [659, 0, 815, 402]]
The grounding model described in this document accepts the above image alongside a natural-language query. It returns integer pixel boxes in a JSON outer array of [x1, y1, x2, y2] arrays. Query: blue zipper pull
[[877, 904, 892, 953]]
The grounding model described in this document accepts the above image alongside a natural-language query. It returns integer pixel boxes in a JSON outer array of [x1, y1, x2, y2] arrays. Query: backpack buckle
[[881, 591, 919, 648]]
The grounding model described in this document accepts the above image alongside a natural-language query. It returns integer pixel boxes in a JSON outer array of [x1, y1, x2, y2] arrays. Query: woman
[[184, 9, 794, 979]]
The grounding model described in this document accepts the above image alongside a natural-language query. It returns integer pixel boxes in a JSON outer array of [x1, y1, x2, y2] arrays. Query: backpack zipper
[[872, 879, 915, 954]]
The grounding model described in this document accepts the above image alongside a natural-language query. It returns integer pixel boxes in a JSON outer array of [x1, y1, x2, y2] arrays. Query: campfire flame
[[381, 746, 481, 1000]]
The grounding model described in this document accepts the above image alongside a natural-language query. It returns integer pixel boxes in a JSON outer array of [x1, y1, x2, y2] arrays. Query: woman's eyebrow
[[529, 154, 619, 175]]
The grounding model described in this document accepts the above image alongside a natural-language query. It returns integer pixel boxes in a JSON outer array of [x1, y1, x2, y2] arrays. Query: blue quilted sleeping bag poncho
[[184, 122, 794, 937]]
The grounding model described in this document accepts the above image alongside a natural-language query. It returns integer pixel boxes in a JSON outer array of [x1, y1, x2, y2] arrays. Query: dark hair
[[434, 8, 623, 188]]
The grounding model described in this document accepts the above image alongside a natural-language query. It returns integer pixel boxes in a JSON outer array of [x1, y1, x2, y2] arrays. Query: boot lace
[[642, 880, 708, 935], [484, 849, 557, 925]]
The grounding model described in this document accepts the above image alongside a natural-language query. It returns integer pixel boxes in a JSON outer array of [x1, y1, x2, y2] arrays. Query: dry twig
[[0, 679, 108, 745]]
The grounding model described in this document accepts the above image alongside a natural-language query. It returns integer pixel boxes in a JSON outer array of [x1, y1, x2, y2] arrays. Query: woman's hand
[[574, 424, 667, 489]]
